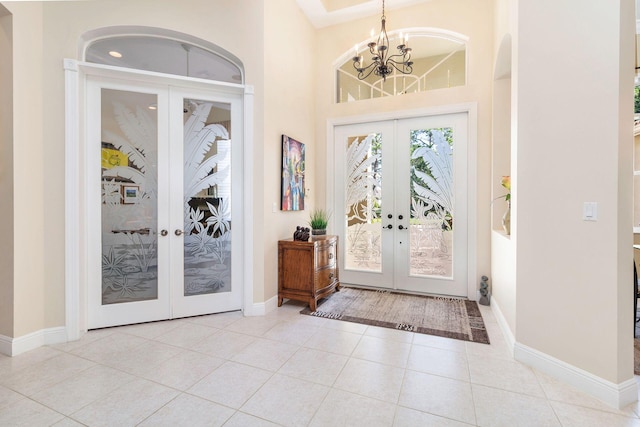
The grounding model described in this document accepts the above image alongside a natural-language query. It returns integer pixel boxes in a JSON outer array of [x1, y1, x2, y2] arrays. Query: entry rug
[[301, 287, 490, 344]]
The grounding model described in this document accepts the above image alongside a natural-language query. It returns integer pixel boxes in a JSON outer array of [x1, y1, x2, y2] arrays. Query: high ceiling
[[296, 0, 432, 28]]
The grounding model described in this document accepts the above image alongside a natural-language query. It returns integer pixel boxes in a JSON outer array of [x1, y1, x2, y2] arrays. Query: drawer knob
[[329, 253, 334, 259], [329, 273, 334, 279]]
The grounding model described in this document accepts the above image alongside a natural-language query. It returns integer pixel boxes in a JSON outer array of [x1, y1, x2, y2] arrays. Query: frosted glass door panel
[[344, 133, 382, 272], [182, 99, 232, 296], [408, 128, 454, 278], [101, 89, 159, 305]]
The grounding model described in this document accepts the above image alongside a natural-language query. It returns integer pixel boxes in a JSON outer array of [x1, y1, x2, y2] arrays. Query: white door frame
[[64, 59, 255, 340], [326, 104, 478, 300]]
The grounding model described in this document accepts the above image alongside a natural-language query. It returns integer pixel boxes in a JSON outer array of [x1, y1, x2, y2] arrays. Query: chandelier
[[352, 0, 413, 81]]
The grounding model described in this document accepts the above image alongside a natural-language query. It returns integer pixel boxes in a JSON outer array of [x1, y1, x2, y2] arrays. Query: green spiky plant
[[309, 208, 331, 232]]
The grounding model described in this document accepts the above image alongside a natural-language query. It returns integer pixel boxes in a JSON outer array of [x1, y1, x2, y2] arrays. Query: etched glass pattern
[[101, 89, 159, 304], [409, 128, 454, 277], [182, 100, 232, 296], [344, 133, 382, 271]]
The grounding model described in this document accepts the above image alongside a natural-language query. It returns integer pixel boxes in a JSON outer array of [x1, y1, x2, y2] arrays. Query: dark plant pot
[[311, 228, 326, 236]]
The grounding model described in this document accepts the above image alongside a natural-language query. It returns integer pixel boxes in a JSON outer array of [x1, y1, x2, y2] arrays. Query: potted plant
[[309, 208, 330, 236]]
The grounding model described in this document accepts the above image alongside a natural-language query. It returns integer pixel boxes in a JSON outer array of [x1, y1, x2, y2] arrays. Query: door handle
[[175, 229, 184, 236], [398, 214, 404, 220], [386, 224, 393, 229], [398, 225, 405, 230], [160, 230, 168, 236], [387, 214, 393, 219]]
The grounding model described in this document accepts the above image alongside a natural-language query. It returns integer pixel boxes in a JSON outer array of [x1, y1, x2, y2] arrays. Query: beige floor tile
[[468, 353, 545, 397], [364, 325, 415, 344], [224, 316, 283, 337], [399, 370, 476, 425], [0, 384, 24, 411], [535, 370, 640, 417], [138, 393, 235, 426], [50, 328, 116, 353], [310, 388, 396, 427], [52, 418, 86, 427], [117, 318, 184, 339], [0, 397, 65, 426], [407, 345, 470, 381], [100, 340, 184, 375], [69, 332, 150, 363], [472, 384, 561, 426], [412, 332, 468, 353], [551, 401, 640, 427], [334, 358, 405, 403], [182, 310, 244, 328], [0, 346, 63, 376], [278, 347, 349, 386], [304, 327, 363, 355], [153, 322, 219, 348], [393, 407, 474, 426], [241, 374, 330, 427], [352, 335, 412, 368], [322, 318, 369, 334], [188, 361, 272, 409], [30, 364, 135, 415], [263, 320, 321, 345], [138, 349, 225, 390], [231, 337, 299, 371], [224, 411, 281, 426], [0, 353, 95, 396], [70, 378, 178, 427], [191, 330, 256, 359]]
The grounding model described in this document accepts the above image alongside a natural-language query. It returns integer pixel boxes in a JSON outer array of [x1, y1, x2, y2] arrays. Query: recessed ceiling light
[[109, 51, 122, 58]]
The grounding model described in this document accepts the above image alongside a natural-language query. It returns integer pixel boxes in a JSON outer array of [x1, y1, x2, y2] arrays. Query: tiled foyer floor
[[1, 302, 640, 426]]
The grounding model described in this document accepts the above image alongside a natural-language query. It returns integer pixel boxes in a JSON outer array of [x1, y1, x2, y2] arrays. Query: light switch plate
[[583, 202, 597, 221]]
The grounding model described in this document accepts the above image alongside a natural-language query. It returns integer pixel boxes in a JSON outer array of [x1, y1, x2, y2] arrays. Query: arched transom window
[[336, 30, 467, 103], [86, 33, 243, 84]]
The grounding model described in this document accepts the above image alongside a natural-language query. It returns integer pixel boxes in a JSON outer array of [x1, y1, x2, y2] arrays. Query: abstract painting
[[281, 135, 305, 211]]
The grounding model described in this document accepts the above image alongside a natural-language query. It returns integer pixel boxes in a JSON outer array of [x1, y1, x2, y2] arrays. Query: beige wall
[[314, 0, 494, 291], [0, 4, 14, 337], [263, 0, 317, 302], [2, 2, 46, 338], [514, 0, 634, 383], [1, 0, 277, 337]]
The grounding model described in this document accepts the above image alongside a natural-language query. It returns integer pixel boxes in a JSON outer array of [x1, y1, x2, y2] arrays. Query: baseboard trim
[[0, 327, 67, 357], [489, 297, 515, 356], [514, 342, 638, 409], [246, 295, 278, 316]]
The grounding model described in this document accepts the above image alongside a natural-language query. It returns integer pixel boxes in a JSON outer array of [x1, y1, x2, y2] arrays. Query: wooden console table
[[278, 235, 340, 311]]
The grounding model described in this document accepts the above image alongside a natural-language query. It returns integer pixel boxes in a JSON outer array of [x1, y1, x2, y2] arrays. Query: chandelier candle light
[[352, 0, 413, 81]]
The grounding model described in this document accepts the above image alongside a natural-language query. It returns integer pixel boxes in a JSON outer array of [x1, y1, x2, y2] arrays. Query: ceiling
[[296, 0, 432, 28]]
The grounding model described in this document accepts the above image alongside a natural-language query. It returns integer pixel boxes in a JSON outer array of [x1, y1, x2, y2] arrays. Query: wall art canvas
[[281, 134, 305, 211]]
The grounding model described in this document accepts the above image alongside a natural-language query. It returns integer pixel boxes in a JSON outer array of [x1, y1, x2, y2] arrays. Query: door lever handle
[[386, 224, 393, 229], [175, 229, 184, 236], [398, 225, 405, 230], [160, 230, 168, 236]]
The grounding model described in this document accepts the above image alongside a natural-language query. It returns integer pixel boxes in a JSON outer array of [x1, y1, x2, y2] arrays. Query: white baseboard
[[489, 297, 515, 355], [245, 295, 278, 316], [0, 327, 67, 357], [514, 342, 638, 409]]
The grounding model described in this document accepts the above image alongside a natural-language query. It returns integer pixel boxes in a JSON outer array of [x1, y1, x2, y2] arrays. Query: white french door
[[87, 75, 243, 329], [334, 113, 468, 297]]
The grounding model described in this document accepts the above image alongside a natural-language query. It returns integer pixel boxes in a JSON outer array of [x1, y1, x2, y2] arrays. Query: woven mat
[[301, 286, 490, 344]]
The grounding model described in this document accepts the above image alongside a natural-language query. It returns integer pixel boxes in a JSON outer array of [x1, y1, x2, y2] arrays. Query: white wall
[[514, 0, 634, 385]]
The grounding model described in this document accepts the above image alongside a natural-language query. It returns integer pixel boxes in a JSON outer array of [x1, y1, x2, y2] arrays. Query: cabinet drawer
[[316, 242, 336, 268], [316, 266, 338, 289]]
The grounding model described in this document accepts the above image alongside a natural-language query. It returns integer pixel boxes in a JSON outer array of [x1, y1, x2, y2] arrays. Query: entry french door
[[334, 113, 468, 297], [87, 76, 243, 328]]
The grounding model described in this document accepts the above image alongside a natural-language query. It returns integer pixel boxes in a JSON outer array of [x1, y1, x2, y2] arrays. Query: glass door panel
[[335, 114, 468, 297], [344, 133, 382, 272], [181, 99, 233, 296], [408, 127, 454, 278], [101, 89, 160, 304]]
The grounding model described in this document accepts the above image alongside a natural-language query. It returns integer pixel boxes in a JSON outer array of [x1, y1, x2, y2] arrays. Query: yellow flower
[[501, 176, 511, 191], [500, 176, 511, 202]]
